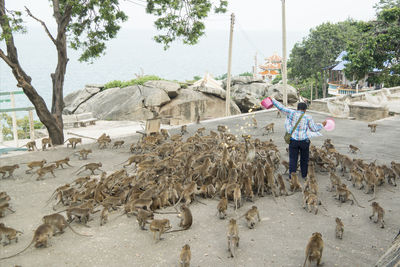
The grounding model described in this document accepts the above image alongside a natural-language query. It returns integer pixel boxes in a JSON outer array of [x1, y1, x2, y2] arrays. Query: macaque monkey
[[66, 208, 90, 225], [75, 162, 103, 175], [368, 123, 377, 133], [277, 110, 282, 118], [350, 168, 364, 189], [0, 164, 19, 178], [0, 223, 23, 245], [173, 181, 197, 207], [303, 232, 324, 267], [348, 144, 359, 154], [335, 184, 364, 208], [25, 160, 46, 174], [217, 125, 227, 133], [369, 202, 385, 228], [0, 224, 54, 260], [42, 213, 91, 236], [383, 164, 397, 186], [179, 244, 191, 267], [180, 125, 189, 135], [263, 123, 274, 135], [275, 174, 288, 196], [24, 141, 38, 151], [78, 149, 92, 160], [36, 164, 57, 180], [243, 206, 261, 229], [100, 205, 109, 226], [335, 217, 344, 239], [137, 208, 154, 230], [0, 203, 15, 217], [281, 160, 289, 174], [217, 197, 228, 219], [160, 129, 170, 140], [227, 219, 239, 258], [65, 137, 82, 149], [252, 117, 258, 128], [54, 157, 73, 169], [41, 137, 52, 150], [196, 127, 206, 136], [233, 184, 242, 210], [328, 171, 341, 192], [149, 219, 171, 241], [289, 172, 302, 192], [303, 191, 319, 215], [112, 140, 124, 148], [165, 205, 192, 233]]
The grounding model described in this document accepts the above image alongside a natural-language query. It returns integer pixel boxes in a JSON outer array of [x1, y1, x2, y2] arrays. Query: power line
[[235, 20, 266, 59], [124, 0, 146, 8]]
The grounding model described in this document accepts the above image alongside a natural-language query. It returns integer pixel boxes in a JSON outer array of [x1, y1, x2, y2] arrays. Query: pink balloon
[[261, 97, 273, 109], [324, 118, 335, 131]]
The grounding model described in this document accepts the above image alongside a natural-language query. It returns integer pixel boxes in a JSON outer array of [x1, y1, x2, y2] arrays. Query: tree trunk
[[322, 70, 327, 99], [314, 75, 319, 100], [375, 237, 400, 266], [0, 0, 64, 144]]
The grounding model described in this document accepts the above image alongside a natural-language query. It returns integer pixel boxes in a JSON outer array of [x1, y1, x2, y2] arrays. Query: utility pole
[[253, 52, 258, 78], [225, 13, 235, 117], [281, 0, 288, 106]]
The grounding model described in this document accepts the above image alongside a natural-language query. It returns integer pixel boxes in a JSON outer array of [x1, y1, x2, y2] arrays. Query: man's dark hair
[[297, 102, 307, 111]]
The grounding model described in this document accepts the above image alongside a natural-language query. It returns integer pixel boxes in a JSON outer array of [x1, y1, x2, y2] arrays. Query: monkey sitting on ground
[[179, 244, 191, 267], [227, 219, 239, 258], [0, 223, 23, 245], [302, 190, 319, 215], [0, 224, 54, 260], [180, 125, 189, 136], [65, 137, 82, 149], [0, 164, 19, 178], [303, 232, 324, 267], [289, 172, 302, 192], [335, 183, 365, 208], [242, 206, 261, 229], [24, 141, 38, 151], [149, 219, 171, 241], [369, 201, 385, 228], [165, 205, 192, 233], [335, 217, 344, 239], [217, 197, 228, 219], [368, 123, 377, 133]]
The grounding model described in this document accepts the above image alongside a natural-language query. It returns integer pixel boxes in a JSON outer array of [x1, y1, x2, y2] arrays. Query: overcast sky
[[6, 0, 380, 33]]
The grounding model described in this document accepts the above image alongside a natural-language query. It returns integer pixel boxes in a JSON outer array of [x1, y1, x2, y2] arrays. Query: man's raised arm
[[271, 98, 293, 116]]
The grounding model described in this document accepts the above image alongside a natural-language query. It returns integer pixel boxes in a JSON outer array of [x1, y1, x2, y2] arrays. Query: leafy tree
[[0, 0, 227, 144], [146, 0, 227, 49], [0, 0, 127, 144], [344, 2, 400, 86], [288, 20, 363, 98]]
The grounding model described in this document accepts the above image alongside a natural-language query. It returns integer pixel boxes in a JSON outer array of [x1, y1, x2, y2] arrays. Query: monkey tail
[[72, 165, 85, 175], [302, 249, 311, 267], [164, 228, 188, 234], [67, 223, 92, 237], [350, 192, 365, 208], [0, 239, 34, 260], [172, 194, 184, 209]]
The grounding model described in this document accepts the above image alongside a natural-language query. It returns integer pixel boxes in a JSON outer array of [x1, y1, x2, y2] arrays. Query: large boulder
[[140, 86, 171, 107], [232, 83, 268, 96], [267, 84, 298, 103], [231, 91, 261, 112], [159, 89, 240, 124], [63, 86, 101, 114], [222, 76, 264, 87], [75, 86, 145, 120], [191, 84, 226, 99], [144, 80, 181, 98]]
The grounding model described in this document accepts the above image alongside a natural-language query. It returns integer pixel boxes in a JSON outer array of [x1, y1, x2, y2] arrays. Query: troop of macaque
[[1, 121, 397, 265]]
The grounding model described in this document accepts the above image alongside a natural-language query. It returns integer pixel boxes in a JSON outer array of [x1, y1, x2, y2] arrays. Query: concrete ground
[[0, 109, 399, 267]]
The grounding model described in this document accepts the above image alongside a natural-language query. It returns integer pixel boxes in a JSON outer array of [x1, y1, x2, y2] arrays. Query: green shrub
[[239, 72, 253, 77], [103, 75, 162, 90], [193, 75, 201, 81]]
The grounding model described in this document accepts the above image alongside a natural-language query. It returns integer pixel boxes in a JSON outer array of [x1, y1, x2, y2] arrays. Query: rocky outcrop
[[63, 80, 241, 124], [267, 84, 298, 103]]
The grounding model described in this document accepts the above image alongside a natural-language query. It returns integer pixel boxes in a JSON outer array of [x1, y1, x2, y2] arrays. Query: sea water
[[0, 26, 305, 112]]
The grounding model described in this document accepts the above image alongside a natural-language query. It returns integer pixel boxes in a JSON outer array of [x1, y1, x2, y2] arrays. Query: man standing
[[271, 98, 326, 179]]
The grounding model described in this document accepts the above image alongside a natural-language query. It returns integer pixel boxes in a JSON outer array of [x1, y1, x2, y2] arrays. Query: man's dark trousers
[[289, 138, 310, 179]]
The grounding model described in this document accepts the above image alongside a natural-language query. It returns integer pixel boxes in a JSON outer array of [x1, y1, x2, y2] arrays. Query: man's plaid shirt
[[272, 98, 323, 141]]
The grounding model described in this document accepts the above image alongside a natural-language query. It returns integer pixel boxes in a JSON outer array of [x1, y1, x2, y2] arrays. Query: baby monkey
[[149, 219, 171, 241]]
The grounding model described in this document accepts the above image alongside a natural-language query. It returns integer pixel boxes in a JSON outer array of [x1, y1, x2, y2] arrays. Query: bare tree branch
[[25, 6, 56, 46]]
